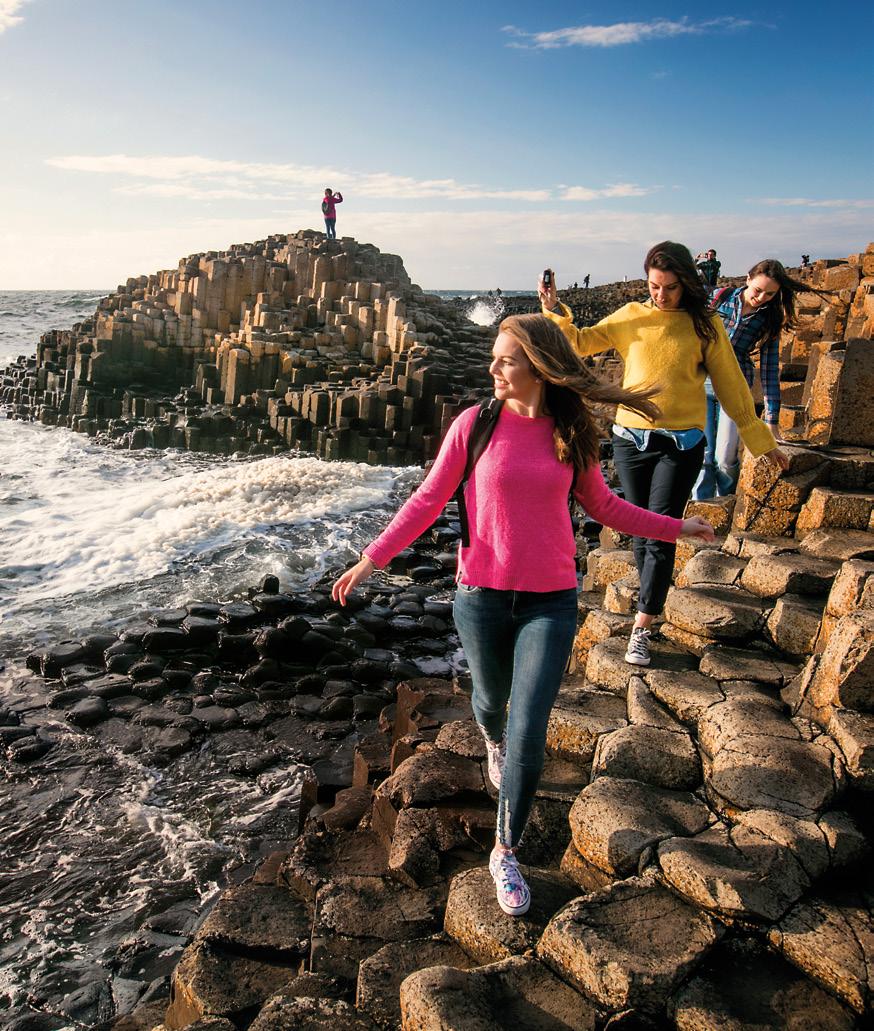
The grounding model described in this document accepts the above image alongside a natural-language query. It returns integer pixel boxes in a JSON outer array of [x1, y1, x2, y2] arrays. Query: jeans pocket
[[456, 582, 482, 594]]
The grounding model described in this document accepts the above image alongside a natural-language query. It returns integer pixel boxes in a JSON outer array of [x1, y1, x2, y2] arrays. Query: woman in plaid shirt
[[694, 258, 818, 499]]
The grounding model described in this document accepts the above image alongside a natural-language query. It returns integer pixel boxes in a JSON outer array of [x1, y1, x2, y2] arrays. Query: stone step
[[591, 722, 701, 791], [768, 887, 874, 1017], [399, 955, 599, 1031], [356, 935, 475, 1030], [669, 937, 857, 1030], [443, 866, 579, 966], [568, 777, 711, 879], [675, 549, 746, 589], [663, 585, 767, 644], [658, 807, 864, 924], [546, 689, 627, 766], [537, 871, 722, 1016], [584, 636, 697, 696]]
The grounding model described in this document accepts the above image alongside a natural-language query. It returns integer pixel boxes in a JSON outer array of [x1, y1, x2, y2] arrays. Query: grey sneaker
[[624, 627, 652, 666], [482, 733, 506, 789]]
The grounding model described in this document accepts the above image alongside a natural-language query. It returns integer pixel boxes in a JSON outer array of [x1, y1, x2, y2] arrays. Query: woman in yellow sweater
[[539, 241, 788, 667]]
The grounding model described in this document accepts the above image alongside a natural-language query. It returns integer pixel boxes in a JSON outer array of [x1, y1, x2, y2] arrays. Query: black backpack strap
[[455, 399, 503, 548]]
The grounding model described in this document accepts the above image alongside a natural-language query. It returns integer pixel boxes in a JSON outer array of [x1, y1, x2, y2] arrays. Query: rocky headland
[[1, 237, 873, 1030]]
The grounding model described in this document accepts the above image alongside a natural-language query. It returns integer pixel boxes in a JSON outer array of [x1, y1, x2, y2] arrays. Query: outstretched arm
[[332, 406, 474, 604], [574, 462, 714, 542]]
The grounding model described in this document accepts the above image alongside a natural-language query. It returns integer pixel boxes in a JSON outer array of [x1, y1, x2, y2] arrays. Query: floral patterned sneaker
[[489, 847, 531, 916]]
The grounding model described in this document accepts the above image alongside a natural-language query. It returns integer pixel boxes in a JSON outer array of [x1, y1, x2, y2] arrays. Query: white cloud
[[757, 197, 874, 209], [47, 153, 552, 203], [0, 0, 29, 34], [503, 17, 761, 49], [561, 183, 654, 201]]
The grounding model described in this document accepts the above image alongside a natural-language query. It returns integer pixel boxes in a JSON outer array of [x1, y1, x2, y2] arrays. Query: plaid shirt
[[710, 286, 781, 422]]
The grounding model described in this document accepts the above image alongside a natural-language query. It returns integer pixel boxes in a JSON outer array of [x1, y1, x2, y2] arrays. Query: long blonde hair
[[499, 314, 661, 469]]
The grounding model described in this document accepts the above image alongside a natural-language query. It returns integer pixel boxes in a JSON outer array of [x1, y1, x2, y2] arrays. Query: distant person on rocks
[[332, 314, 713, 918], [322, 188, 343, 239], [539, 241, 787, 668], [583, 274, 590, 289], [696, 249, 721, 286], [694, 258, 824, 500], [495, 287, 503, 297], [801, 254, 811, 269]]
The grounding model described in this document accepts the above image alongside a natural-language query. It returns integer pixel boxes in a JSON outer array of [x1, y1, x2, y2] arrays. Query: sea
[[0, 290, 436, 1027]]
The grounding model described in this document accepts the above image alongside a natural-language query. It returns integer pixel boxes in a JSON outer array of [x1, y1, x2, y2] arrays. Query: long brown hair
[[644, 240, 719, 345], [499, 314, 661, 470], [745, 258, 831, 348]]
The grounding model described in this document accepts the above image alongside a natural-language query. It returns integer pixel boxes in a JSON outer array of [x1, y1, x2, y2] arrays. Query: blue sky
[[1, 0, 871, 288]]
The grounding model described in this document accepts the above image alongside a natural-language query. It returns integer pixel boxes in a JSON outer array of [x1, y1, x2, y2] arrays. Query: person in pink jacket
[[322, 188, 343, 239], [332, 314, 713, 917]]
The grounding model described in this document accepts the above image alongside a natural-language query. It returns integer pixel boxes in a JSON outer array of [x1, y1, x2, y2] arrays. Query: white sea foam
[[0, 420, 414, 619]]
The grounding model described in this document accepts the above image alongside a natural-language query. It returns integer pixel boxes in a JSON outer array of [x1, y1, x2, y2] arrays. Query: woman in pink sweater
[[332, 315, 713, 917]]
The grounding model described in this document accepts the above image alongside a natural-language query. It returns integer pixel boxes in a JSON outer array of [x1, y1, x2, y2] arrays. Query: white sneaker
[[489, 848, 530, 916], [481, 732, 505, 789], [624, 627, 652, 666]]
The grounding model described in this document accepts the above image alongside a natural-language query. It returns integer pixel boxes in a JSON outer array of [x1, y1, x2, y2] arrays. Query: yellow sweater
[[544, 300, 777, 458]]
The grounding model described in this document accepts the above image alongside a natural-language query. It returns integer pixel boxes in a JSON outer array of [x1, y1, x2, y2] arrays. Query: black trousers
[[611, 433, 705, 615]]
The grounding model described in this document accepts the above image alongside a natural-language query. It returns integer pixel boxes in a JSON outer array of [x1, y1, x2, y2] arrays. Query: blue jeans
[[693, 378, 740, 499], [325, 218, 336, 239], [452, 584, 578, 848]]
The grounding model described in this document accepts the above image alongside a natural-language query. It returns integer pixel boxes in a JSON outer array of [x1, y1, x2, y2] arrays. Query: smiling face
[[489, 331, 542, 412], [648, 268, 684, 310], [745, 273, 780, 309]]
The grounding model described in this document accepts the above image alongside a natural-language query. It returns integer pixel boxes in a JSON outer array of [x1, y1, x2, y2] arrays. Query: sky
[[0, 0, 872, 290]]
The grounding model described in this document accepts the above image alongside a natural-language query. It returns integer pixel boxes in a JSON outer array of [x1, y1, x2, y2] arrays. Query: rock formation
[[3, 238, 873, 1029], [1, 233, 495, 464]]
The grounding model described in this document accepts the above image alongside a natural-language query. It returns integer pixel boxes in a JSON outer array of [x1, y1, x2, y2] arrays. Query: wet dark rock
[[321, 696, 354, 720], [254, 627, 293, 661], [142, 627, 189, 652], [144, 727, 193, 759], [186, 602, 222, 618], [66, 696, 109, 727], [119, 623, 154, 645], [59, 663, 104, 686], [107, 695, 149, 718], [212, 686, 255, 707], [148, 607, 189, 627], [218, 601, 261, 628], [38, 640, 89, 677], [82, 632, 118, 656], [252, 592, 298, 618], [352, 695, 384, 721], [423, 599, 453, 620], [260, 574, 280, 594], [190, 706, 240, 732], [58, 980, 114, 1026], [131, 677, 167, 701], [181, 616, 221, 645], [0, 725, 34, 744], [241, 658, 282, 687], [129, 657, 167, 681], [111, 929, 189, 980], [216, 630, 258, 663], [6, 735, 53, 762], [106, 652, 140, 674], [48, 685, 90, 708]]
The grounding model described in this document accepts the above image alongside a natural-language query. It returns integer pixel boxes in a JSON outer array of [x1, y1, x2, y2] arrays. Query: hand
[[538, 272, 558, 311], [762, 447, 789, 471], [680, 516, 716, 542], [331, 555, 374, 607]]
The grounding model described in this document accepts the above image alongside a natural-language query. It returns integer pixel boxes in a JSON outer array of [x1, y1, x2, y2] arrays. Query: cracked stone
[[591, 723, 701, 791], [585, 637, 697, 696], [546, 691, 627, 764], [740, 553, 838, 598], [664, 586, 766, 642], [569, 777, 711, 877], [658, 822, 811, 922], [698, 645, 797, 685], [646, 670, 724, 725], [194, 884, 310, 956], [768, 888, 874, 1016], [400, 955, 599, 1031], [537, 872, 722, 1014], [670, 936, 856, 1030], [675, 550, 746, 589]]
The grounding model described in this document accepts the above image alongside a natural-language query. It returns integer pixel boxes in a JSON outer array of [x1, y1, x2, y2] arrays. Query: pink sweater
[[364, 405, 683, 592]]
